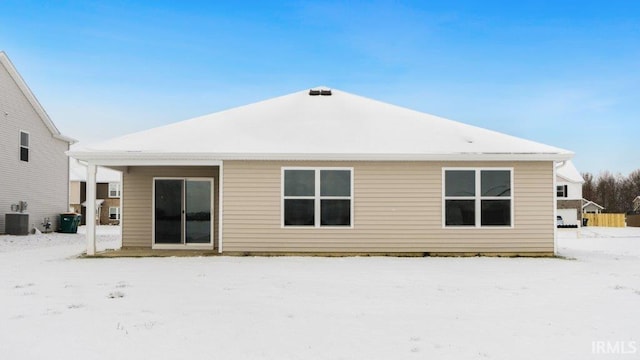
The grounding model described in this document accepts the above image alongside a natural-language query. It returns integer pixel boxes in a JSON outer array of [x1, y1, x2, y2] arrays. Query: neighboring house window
[[282, 168, 353, 227], [109, 183, 121, 198], [109, 207, 120, 220], [556, 185, 568, 198], [444, 168, 513, 227], [19, 131, 29, 162]]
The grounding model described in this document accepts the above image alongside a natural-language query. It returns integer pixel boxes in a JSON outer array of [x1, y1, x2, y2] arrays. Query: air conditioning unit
[[6, 201, 29, 235]]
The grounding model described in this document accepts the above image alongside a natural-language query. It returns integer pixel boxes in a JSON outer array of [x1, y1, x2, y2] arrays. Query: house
[[633, 196, 640, 212], [555, 160, 584, 226], [582, 199, 604, 214], [0, 51, 75, 234], [68, 87, 573, 256], [69, 157, 122, 225]]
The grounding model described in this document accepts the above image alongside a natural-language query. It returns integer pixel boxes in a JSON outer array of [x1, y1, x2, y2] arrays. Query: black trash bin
[[582, 218, 588, 227], [60, 213, 82, 233]]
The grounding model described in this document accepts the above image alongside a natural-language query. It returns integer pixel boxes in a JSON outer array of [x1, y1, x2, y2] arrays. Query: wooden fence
[[582, 213, 626, 227], [627, 215, 640, 227]]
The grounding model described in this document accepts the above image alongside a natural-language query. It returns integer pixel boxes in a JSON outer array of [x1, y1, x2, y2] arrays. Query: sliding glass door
[[154, 179, 184, 244], [154, 178, 213, 247], [185, 180, 212, 244]]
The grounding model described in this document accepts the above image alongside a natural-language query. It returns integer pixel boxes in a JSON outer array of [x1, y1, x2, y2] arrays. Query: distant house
[[69, 87, 573, 256], [633, 196, 640, 212], [69, 158, 121, 225], [555, 160, 584, 226], [583, 199, 604, 214], [0, 51, 75, 234]]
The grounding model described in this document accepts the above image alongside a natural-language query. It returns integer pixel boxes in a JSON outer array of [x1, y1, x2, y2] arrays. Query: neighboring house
[[69, 87, 573, 256], [582, 199, 604, 214], [555, 160, 584, 226], [633, 196, 640, 212], [0, 51, 75, 234], [69, 157, 122, 225]]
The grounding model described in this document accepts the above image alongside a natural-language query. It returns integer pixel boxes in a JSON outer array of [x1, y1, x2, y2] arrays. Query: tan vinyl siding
[[0, 60, 69, 233], [69, 181, 81, 205], [222, 161, 554, 253], [121, 166, 219, 248]]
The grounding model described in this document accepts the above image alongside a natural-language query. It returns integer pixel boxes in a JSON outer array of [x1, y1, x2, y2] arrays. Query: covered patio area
[[81, 161, 223, 256]]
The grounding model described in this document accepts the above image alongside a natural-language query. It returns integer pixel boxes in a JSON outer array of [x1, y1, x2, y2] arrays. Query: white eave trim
[[67, 151, 574, 164], [0, 52, 76, 145], [54, 134, 78, 144]]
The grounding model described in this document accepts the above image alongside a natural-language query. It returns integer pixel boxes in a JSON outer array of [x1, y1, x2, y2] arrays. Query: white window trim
[[19, 130, 29, 162], [152, 177, 215, 250], [108, 182, 121, 198], [281, 167, 354, 229], [556, 185, 567, 198], [442, 167, 514, 229], [109, 206, 121, 220]]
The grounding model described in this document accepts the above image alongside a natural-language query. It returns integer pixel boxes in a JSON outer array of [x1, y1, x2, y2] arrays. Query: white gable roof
[[0, 51, 75, 144], [556, 160, 584, 183], [69, 87, 573, 162], [582, 199, 604, 210]]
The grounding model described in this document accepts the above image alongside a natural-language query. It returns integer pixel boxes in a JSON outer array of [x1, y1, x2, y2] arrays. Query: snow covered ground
[[1, 226, 638, 359]]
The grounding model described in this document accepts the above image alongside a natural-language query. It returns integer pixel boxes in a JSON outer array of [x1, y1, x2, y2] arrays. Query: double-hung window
[[19, 131, 29, 162], [282, 168, 353, 227], [556, 185, 567, 198], [109, 182, 121, 198], [444, 168, 513, 227], [109, 207, 120, 220]]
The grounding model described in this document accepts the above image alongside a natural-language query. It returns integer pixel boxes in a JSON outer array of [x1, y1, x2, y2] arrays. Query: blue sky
[[1, 1, 638, 174]]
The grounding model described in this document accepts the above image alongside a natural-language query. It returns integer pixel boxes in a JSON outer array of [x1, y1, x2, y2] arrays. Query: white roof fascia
[[0, 52, 76, 144], [67, 150, 572, 163], [70, 157, 224, 167], [54, 133, 77, 143]]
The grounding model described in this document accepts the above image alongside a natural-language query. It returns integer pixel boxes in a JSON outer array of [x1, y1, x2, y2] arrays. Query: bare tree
[[582, 172, 595, 201], [583, 170, 640, 213]]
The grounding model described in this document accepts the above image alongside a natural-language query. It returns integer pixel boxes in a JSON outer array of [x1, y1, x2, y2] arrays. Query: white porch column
[[553, 161, 559, 256], [86, 163, 97, 256]]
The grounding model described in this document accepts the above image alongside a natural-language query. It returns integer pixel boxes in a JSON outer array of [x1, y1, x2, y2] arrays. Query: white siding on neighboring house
[[557, 209, 578, 225], [555, 161, 584, 226], [556, 160, 584, 201], [0, 53, 73, 233], [556, 179, 582, 200]]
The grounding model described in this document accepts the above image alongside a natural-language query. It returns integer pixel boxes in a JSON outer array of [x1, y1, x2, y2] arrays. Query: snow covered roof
[[68, 87, 573, 163], [556, 160, 584, 183], [582, 199, 604, 210], [69, 158, 121, 183]]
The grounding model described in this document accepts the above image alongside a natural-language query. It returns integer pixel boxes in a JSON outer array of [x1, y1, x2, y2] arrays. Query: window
[[444, 168, 512, 227], [109, 207, 120, 220], [108, 183, 121, 198], [19, 131, 29, 162], [282, 168, 352, 227], [556, 185, 568, 198]]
